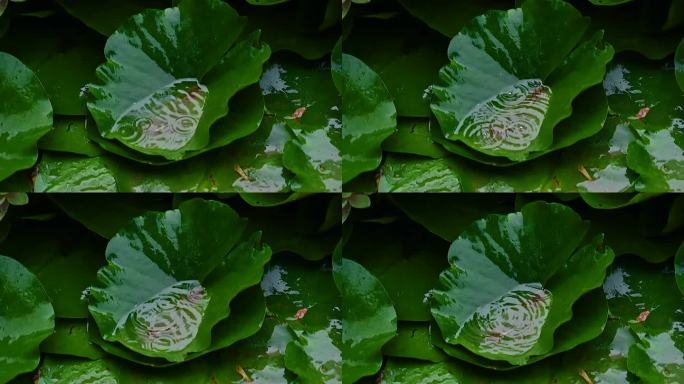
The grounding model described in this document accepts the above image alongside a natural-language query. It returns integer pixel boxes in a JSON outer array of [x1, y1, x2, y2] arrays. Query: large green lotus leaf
[[86, 0, 270, 160], [433, 84, 607, 168], [0, 255, 55, 384], [382, 119, 448, 159], [677, 241, 684, 295], [85, 199, 272, 361], [41, 320, 106, 360], [605, 256, 684, 382], [88, 285, 266, 367], [0, 52, 53, 182], [260, 53, 341, 192], [431, 202, 616, 364], [677, 38, 684, 93], [88, 82, 267, 166], [334, 258, 397, 383], [0, 218, 105, 318], [262, 256, 342, 383], [55, 0, 168, 36], [430, 0, 614, 161], [343, 220, 449, 321], [0, 14, 103, 116], [343, 14, 448, 117], [431, 289, 609, 370], [397, 0, 513, 38], [378, 153, 556, 192], [35, 356, 118, 384], [382, 322, 448, 363], [38, 117, 105, 157], [49, 194, 170, 239], [227, 0, 338, 60], [338, 53, 397, 183], [34, 152, 118, 192]]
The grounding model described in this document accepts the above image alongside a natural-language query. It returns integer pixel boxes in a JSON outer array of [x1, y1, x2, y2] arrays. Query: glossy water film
[[115, 280, 209, 354], [460, 283, 552, 357], [110, 79, 208, 152], [455, 79, 551, 152]]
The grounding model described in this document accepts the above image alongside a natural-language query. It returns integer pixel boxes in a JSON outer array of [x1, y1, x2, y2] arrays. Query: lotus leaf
[[429, 0, 614, 161], [85, 0, 270, 160], [605, 257, 684, 382], [334, 257, 397, 383], [85, 199, 272, 363], [336, 53, 397, 183], [0, 255, 55, 384], [430, 201, 614, 365], [0, 52, 53, 182]]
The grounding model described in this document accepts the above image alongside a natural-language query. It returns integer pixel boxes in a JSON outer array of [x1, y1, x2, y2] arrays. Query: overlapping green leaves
[[0, 194, 342, 383], [0, 0, 341, 192], [341, 194, 683, 383], [341, 0, 684, 192]]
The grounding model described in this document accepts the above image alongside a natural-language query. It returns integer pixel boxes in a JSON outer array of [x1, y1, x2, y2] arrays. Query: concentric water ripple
[[457, 79, 551, 152], [460, 283, 552, 357], [116, 280, 210, 353], [112, 79, 208, 151]]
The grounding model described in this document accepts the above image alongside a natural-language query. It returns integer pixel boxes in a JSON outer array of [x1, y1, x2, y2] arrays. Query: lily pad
[[430, 202, 614, 365], [605, 256, 684, 382], [337, 53, 397, 183], [604, 53, 684, 192], [0, 52, 53, 182], [429, 0, 614, 161], [262, 256, 342, 383], [35, 355, 118, 384], [259, 53, 341, 192], [88, 286, 267, 367], [334, 257, 397, 383], [86, 0, 270, 160], [85, 199, 272, 362], [0, 255, 55, 384], [34, 152, 118, 192]]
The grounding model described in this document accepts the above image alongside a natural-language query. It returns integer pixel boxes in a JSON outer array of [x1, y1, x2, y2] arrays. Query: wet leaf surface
[[85, 199, 270, 362], [0, 52, 53, 183], [334, 257, 397, 383], [429, 0, 613, 161], [0, 255, 55, 383], [338, 53, 396, 184], [86, 0, 269, 160]]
